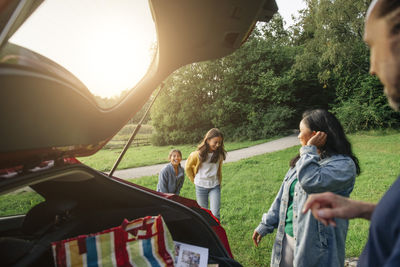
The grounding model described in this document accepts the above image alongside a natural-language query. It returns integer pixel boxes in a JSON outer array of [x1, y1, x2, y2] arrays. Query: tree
[[293, 0, 400, 131], [150, 3, 400, 145], [151, 61, 224, 145]]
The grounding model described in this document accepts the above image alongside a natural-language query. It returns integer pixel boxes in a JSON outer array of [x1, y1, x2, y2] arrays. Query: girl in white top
[[185, 128, 227, 221]]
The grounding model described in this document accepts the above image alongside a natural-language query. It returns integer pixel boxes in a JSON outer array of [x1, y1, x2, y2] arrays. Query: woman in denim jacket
[[252, 109, 360, 267]]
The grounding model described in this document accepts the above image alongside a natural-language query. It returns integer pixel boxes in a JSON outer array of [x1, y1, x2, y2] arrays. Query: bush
[[332, 99, 400, 132], [221, 105, 295, 141], [246, 105, 295, 140]]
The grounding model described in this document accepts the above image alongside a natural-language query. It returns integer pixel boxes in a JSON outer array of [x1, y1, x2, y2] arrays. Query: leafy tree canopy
[[150, 1, 400, 145]]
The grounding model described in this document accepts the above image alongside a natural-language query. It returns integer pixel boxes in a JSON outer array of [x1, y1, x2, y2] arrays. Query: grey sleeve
[[296, 146, 356, 194], [157, 168, 169, 193]]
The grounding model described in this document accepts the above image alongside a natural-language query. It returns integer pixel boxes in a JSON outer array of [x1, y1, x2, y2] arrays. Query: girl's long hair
[[290, 109, 360, 175], [197, 128, 227, 163]]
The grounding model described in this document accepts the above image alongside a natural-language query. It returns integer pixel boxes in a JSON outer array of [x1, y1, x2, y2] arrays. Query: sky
[[10, 0, 306, 98], [275, 0, 307, 27], [11, 0, 156, 98]]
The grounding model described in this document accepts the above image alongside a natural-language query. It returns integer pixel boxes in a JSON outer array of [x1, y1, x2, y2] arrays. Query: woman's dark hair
[[168, 149, 182, 159], [168, 149, 182, 166], [197, 128, 227, 163], [290, 109, 360, 175], [373, 0, 400, 18]]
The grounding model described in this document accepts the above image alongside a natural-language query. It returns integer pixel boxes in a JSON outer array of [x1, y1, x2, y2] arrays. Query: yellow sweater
[[185, 150, 223, 185]]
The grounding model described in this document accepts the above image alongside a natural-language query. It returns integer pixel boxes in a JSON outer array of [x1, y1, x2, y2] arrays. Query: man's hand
[[302, 192, 375, 226], [252, 230, 262, 247]]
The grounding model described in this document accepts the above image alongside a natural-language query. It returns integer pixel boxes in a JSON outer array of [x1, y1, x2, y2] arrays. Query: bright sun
[[10, 0, 156, 98]]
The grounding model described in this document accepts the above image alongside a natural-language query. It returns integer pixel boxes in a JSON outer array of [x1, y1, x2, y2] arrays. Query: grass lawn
[[129, 131, 400, 266], [1, 131, 399, 266], [0, 190, 44, 216], [77, 137, 281, 172]]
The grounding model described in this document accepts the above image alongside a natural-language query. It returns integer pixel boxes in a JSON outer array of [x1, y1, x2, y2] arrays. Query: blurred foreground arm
[[302, 192, 376, 226]]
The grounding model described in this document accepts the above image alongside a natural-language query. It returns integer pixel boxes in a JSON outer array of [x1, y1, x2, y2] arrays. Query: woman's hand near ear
[[307, 131, 327, 148]]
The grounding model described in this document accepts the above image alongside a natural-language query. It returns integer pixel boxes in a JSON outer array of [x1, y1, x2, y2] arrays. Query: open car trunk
[[0, 163, 237, 266], [0, 0, 279, 265]]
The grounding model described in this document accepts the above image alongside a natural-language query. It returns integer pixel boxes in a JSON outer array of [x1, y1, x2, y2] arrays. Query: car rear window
[[0, 187, 44, 217], [8, 0, 156, 101]]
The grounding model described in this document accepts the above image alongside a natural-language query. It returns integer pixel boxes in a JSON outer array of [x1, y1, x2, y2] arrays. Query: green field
[[129, 131, 400, 266], [1, 131, 399, 266]]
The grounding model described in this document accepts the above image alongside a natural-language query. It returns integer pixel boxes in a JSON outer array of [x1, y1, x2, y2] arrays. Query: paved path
[[112, 134, 299, 179]]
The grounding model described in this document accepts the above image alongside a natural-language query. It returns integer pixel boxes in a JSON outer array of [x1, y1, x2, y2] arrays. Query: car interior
[[0, 164, 234, 266]]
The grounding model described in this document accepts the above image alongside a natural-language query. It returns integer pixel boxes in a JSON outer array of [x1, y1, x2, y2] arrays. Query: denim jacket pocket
[[317, 221, 328, 248]]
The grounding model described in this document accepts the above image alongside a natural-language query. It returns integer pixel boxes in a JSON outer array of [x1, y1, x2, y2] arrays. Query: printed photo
[[181, 250, 200, 267]]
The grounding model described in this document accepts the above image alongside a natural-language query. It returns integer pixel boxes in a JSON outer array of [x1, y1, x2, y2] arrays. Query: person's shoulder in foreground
[[358, 176, 400, 266]]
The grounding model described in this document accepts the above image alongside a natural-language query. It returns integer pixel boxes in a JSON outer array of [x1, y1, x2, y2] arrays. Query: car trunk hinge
[[108, 83, 165, 177]]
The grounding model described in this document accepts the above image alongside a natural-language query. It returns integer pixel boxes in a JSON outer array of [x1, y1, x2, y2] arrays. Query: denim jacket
[[157, 163, 185, 195], [255, 146, 357, 267]]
